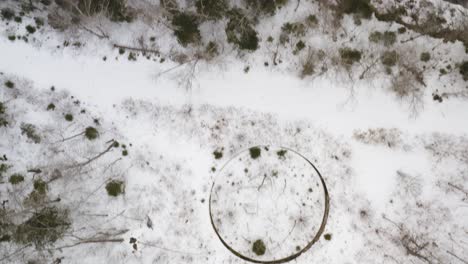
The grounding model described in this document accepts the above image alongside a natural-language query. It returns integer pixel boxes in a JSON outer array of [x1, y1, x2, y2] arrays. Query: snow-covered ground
[[1, 0, 467, 263]]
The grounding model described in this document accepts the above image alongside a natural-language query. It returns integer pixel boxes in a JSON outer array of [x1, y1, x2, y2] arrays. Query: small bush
[[369, 31, 396, 46], [122, 150, 128, 156], [9, 174, 25, 184], [171, 12, 201, 47], [8, 35, 16, 41], [34, 17, 44, 27], [382, 31, 396, 47], [204, 41, 219, 60], [381, 50, 398, 67], [280, 22, 306, 45], [195, 0, 228, 20], [1, 8, 15, 20], [277, 149, 287, 158], [24, 179, 48, 205], [106, 180, 124, 196], [249, 147, 261, 159], [339, 48, 362, 66], [0, 163, 11, 179], [4, 80, 14, 89], [20, 123, 41, 144], [77, 0, 133, 22], [369, 31, 382, 43], [245, 0, 288, 16], [306, 14, 318, 27], [64, 113, 73, 122], [0, 102, 8, 127], [252, 239, 266, 255], [226, 9, 259, 51], [128, 52, 137, 61], [25, 25, 36, 34], [324, 233, 332, 240], [294, 40, 306, 54], [14, 206, 70, 248], [33, 179, 47, 195], [47, 103, 55, 111], [213, 150, 223, 159], [338, 0, 373, 19], [420, 52, 431, 62], [84, 127, 99, 140], [459, 61, 468, 81]]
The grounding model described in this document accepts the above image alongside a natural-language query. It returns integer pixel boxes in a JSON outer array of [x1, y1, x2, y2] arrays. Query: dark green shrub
[[301, 59, 315, 77], [245, 0, 288, 16], [1, 8, 15, 20], [64, 113, 73, 122], [4, 80, 14, 89], [8, 35, 16, 41], [0, 102, 7, 127], [84, 127, 99, 140], [294, 40, 306, 54], [277, 149, 287, 158], [25, 25, 36, 34], [338, 0, 373, 19], [252, 239, 266, 255], [324, 233, 332, 240], [195, 0, 228, 20], [204, 41, 219, 59], [369, 31, 382, 43], [369, 31, 396, 46], [213, 150, 223, 159], [460, 61, 468, 81], [281, 22, 306, 37], [14, 16, 22, 23], [249, 147, 261, 159], [0, 102, 6, 115], [306, 14, 318, 27], [226, 9, 259, 51], [280, 22, 306, 45], [9, 174, 24, 184], [420, 52, 430, 62], [33, 179, 47, 195], [339, 48, 362, 65], [14, 206, 70, 248], [47, 103, 55, 111], [122, 150, 128, 156], [171, 12, 201, 47], [382, 31, 396, 46], [20, 123, 41, 144], [106, 180, 124, 196], [0, 163, 11, 179], [128, 52, 137, 61], [34, 17, 44, 27], [381, 50, 398, 67]]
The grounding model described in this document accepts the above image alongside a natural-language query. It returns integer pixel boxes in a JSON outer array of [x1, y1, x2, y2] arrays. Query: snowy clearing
[[0, 0, 467, 263]]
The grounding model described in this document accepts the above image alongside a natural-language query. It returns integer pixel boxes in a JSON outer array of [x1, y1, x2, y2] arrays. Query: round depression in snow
[[209, 146, 329, 263]]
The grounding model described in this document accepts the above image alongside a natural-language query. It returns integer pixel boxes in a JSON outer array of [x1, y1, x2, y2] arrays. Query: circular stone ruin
[[209, 146, 329, 263]]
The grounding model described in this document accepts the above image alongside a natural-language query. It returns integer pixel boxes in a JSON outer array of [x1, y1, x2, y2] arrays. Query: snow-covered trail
[[1, 37, 467, 215], [1, 39, 467, 138]]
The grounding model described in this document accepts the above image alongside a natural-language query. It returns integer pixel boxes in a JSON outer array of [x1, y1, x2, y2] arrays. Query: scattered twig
[[113, 44, 160, 55]]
